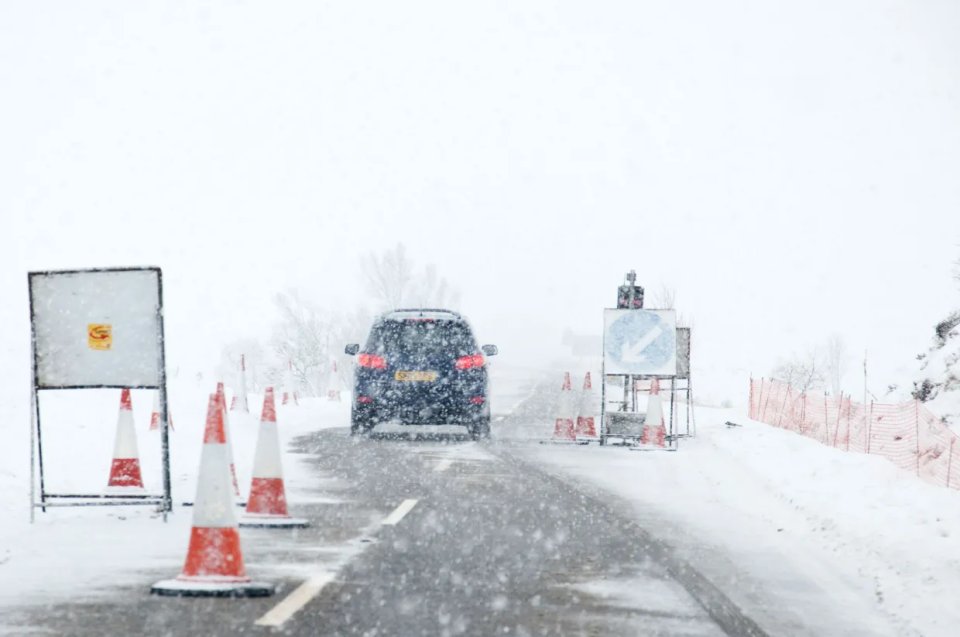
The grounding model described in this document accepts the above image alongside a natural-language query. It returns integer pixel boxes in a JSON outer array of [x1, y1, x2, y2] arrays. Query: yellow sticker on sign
[[88, 324, 112, 350]]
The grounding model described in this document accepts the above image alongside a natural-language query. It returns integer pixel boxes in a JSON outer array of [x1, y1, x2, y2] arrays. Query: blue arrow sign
[[604, 310, 676, 375]]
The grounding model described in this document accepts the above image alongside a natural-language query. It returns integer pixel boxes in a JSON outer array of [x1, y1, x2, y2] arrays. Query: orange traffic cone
[[107, 389, 145, 490], [240, 388, 309, 528], [216, 382, 242, 499], [552, 373, 576, 441], [327, 361, 341, 402], [640, 379, 667, 447], [149, 391, 174, 432], [151, 394, 274, 597], [230, 355, 250, 413], [575, 372, 597, 438]]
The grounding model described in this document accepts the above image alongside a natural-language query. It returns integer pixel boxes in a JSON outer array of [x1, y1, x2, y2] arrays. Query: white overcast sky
[[2, 1, 959, 402]]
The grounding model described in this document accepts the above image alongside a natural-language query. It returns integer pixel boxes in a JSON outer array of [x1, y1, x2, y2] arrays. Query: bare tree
[[648, 283, 692, 328], [410, 263, 461, 309], [271, 290, 333, 396], [770, 348, 826, 394], [825, 333, 850, 397], [270, 291, 376, 396], [360, 243, 461, 311], [649, 283, 676, 310], [360, 243, 415, 310], [215, 338, 267, 392]]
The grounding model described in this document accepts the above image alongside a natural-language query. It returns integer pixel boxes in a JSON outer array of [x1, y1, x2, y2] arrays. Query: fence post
[[915, 399, 921, 477], [845, 395, 851, 452], [867, 401, 873, 454], [823, 392, 829, 444], [776, 385, 789, 428], [833, 393, 843, 448], [762, 379, 776, 423], [948, 439, 955, 489]]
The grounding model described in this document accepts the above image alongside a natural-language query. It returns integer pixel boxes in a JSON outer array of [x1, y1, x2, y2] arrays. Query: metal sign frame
[[28, 266, 172, 520], [600, 315, 694, 446]]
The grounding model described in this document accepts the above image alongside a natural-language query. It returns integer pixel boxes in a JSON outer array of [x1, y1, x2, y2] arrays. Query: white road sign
[[30, 268, 164, 388], [603, 309, 677, 376]]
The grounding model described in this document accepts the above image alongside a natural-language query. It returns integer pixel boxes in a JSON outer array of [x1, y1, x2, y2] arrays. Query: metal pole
[[669, 376, 676, 444], [157, 269, 172, 519], [688, 373, 696, 436], [28, 274, 47, 515], [29, 380, 37, 523], [947, 438, 955, 489], [600, 355, 606, 446], [625, 376, 630, 412]]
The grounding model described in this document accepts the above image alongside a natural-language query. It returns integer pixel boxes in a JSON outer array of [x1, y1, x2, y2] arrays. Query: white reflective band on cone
[[251, 421, 284, 480], [559, 387, 575, 421], [644, 392, 663, 427], [578, 386, 593, 418], [113, 406, 140, 459], [192, 443, 239, 528]]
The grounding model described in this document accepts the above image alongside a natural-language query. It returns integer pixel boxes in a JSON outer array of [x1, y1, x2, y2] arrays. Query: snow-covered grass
[[515, 406, 960, 637], [0, 382, 349, 610]]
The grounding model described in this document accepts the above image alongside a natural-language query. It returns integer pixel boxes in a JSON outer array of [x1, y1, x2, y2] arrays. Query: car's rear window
[[365, 321, 477, 357]]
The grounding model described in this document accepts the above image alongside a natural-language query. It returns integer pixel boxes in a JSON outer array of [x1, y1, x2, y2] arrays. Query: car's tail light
[[357, 396, 373, 403], [469, 397, 485, 404], [455, 355, 485, 370], [357, 353, 387, 369]]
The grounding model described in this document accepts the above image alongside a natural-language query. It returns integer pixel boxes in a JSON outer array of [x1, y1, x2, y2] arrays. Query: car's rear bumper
[[353, 403, 488, 426], [352, 382, 488, 425]]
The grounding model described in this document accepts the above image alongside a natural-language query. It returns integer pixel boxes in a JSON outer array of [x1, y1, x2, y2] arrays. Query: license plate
[[395, 371, 437, 382]]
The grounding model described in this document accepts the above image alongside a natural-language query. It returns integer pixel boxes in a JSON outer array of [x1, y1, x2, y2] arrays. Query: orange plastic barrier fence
[[750, 378, 959, 490]]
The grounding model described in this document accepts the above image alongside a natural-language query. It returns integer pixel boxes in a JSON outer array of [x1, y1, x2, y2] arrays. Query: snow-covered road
[[1, 365, 957, 635]]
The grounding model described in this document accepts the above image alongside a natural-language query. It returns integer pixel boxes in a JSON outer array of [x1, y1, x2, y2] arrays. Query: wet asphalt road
[[7, 384, 767, 637]]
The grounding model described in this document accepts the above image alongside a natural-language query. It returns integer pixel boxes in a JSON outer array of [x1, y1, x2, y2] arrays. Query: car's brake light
[[357, 353, 387, 369], [469, 397, 485, 404], [357, 396, 373, 403], [455, 355, 485, 370], [405, 318, 435, 322]]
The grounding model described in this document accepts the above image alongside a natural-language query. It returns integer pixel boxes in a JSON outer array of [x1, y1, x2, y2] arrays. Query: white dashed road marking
[[433, 458, 453, 472], [382, 499, 419, 525], [254, 573, 335, 627]]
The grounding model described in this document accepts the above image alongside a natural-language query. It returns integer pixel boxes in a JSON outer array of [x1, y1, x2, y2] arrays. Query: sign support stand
[[28, 266, 172, 520]]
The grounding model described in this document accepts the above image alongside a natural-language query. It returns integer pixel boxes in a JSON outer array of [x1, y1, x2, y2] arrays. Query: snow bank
[[519, 407, 960, 637], [0, 381, 348, 610]]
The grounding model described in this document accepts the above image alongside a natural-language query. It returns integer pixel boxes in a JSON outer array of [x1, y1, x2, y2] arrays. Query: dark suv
[[345, 309, 497, 439]]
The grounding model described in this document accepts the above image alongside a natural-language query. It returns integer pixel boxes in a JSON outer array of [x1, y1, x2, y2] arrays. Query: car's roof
[[382, 309, 463, 322]]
